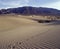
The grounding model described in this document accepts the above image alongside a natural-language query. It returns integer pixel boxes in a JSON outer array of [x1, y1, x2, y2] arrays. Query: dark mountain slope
[[0, 6, 60, 16]]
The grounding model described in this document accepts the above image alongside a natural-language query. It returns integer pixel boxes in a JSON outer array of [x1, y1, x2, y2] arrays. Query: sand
[[0, 15, 60, 49]]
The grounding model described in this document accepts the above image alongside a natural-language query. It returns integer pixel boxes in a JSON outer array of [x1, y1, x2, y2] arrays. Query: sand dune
[[0, 15, 60, 49], [0, 16, 37, 32]]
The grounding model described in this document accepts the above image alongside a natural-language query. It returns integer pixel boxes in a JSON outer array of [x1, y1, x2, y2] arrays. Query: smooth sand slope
[[0, 15, 60, 49], [0, 15, 37, 32]]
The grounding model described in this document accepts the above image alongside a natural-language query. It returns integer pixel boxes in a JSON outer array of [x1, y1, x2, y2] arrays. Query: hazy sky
[[0, 0, 60, 10]]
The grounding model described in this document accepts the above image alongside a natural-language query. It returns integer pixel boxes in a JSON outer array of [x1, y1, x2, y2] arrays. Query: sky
[[0, 0, 60, 10]]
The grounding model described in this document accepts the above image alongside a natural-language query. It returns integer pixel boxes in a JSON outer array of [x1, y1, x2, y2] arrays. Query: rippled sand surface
[[0, 15, 60, 49]]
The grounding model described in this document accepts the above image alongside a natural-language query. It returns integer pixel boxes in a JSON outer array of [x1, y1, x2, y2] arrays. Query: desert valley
[[0, 14, 60, 49], [0, 7, 60, 49]]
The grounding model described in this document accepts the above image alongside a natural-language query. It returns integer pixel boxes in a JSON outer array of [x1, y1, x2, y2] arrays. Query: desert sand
[[0, 15, 60, 49]]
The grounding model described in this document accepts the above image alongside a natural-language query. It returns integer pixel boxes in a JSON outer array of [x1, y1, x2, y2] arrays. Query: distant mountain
[[0, 6, 60, 16]]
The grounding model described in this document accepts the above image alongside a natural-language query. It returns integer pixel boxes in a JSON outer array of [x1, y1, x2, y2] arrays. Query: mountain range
[[0, 6, 60, 16]]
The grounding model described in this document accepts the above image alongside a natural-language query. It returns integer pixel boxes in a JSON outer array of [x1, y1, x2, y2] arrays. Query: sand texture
[[0, 15, 60, 49]]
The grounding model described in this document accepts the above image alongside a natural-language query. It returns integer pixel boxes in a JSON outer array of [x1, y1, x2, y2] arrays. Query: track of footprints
[[0, 26, 60, 49], [0, 35, 60, 49]]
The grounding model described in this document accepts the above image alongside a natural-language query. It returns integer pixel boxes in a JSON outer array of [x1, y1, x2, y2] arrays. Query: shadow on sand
[[46, 20, 60, 25], [29, 18, 60, 25]]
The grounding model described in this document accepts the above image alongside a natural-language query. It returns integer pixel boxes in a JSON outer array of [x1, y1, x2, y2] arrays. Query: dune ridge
[[0, 15, 60, 49]]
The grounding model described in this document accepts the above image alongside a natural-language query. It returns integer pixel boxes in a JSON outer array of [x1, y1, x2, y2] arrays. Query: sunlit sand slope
[[0, 15, 60, 49], [0, 16, 37, 32]]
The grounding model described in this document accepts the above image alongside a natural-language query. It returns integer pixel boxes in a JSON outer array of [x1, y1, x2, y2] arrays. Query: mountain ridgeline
[[0, 6, 60, 16]]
